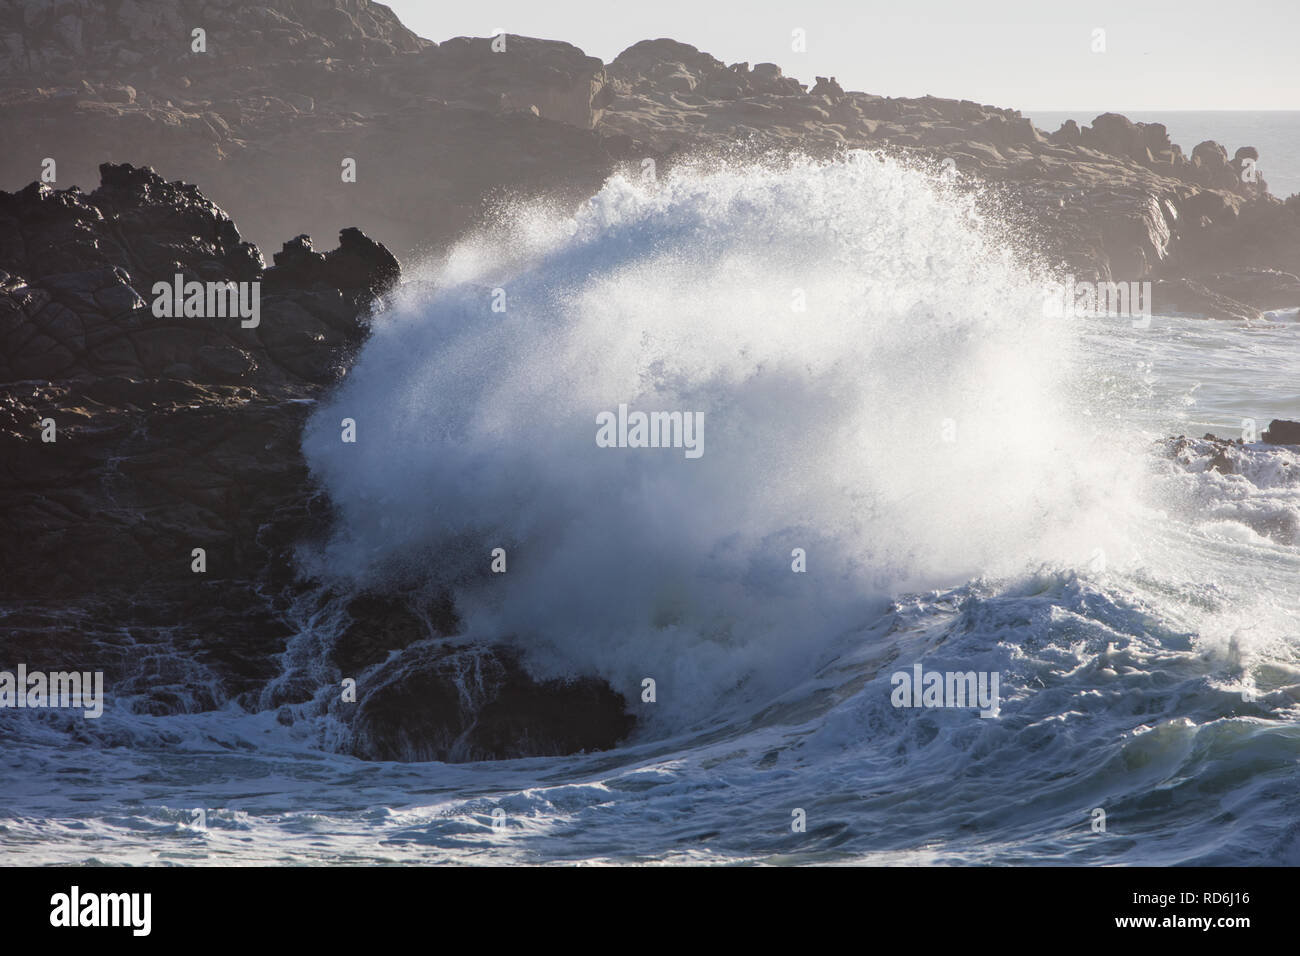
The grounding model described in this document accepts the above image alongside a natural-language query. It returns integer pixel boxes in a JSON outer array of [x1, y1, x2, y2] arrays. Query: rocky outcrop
[[0, 0, 428, 77], [0, 162, 390, 390], [597, 42, 1297, 301], [2, 2, 1296, 305], [0, 1, 634, 264], [0, 163, 634, 759], [598, 45, 1297, 298], [423, 34, 611, 129]]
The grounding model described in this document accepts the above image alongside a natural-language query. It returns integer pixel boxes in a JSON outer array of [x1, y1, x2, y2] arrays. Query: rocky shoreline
[[2, 1, 1299, 762], [0, 162, 633, 759]]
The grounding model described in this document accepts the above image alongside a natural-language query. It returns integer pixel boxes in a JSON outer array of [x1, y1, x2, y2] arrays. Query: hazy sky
[[386, 0, 1298, 111]]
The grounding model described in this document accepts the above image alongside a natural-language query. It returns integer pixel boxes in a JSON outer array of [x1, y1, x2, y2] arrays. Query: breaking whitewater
[[4, 154, 1300, 865]]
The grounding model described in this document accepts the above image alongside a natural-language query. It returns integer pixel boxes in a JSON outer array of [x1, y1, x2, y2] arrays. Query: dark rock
[[331, 591, 459, 676], [0, 163, 392, 388], [0, 161, 637, 761], [1263, 420, 1300, 444], [347, 643, 635, 762], [0, 166, 391, 700], [809, 76, 845, 99], [265, 228, 400, 303]]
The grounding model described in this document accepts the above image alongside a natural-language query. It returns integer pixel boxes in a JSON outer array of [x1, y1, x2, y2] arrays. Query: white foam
[[300, 155, 1144, 728]]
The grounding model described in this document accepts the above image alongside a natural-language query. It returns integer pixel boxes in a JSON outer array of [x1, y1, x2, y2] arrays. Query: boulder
[[1263, 420, 1300, 444], [347, 643, 635, 762]]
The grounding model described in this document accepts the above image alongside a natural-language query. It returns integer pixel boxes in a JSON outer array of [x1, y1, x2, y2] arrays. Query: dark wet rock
[[1263, 420, 1300, 445], [1161, 434, 1300, 545], [1208, 445, 1237, 474], [347, 643, 635, 762], [1162, 434, 1248, 489], [0, 163, 407, 388], [0, 165, 384, 702], [331, 591, 459, 676], [263, 228, 400, 302], [0, 165, 400, 603]]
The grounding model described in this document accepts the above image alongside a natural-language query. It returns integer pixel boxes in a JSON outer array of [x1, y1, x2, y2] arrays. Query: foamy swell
[[300, 154, 1141, 729]]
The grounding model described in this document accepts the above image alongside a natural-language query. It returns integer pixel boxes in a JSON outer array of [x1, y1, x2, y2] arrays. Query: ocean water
[[1028, 110, 1300, 200], [3, 154, 1299, 865]]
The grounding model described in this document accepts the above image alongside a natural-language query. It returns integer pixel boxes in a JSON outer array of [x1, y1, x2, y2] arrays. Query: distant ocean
[[1028, 111, 1300, 200]]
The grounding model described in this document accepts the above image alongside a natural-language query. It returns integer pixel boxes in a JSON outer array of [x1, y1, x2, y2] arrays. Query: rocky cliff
[[2, 2, 1297, 316]]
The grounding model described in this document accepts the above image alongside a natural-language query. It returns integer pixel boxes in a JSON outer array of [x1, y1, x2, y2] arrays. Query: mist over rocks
[[1160, 432, 1300, 545], [0, 161, 632, 758], [1, 0, 1297, 318]]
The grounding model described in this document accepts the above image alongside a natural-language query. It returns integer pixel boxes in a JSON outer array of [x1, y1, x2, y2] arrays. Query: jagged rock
[[264, 227, 400, 300], [0, 161, 635, 759], [0, 163, 398, 386], [809, 76, 845, 99], [0, 163, 394, 598]]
